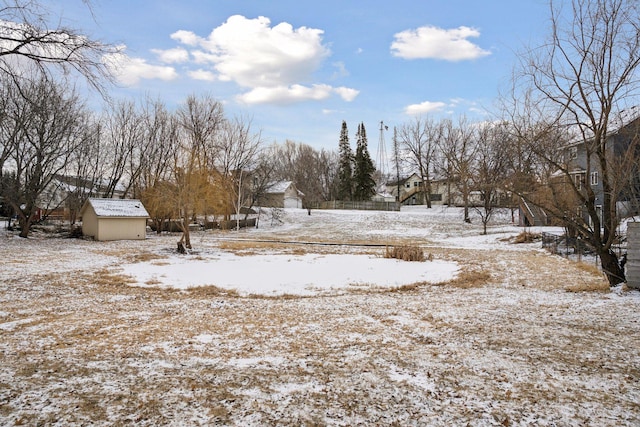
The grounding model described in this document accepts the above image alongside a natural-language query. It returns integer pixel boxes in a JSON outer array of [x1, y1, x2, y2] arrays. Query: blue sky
[[52, 0, 550, 150]]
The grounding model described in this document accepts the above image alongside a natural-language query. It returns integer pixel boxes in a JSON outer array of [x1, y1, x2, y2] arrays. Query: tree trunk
[[600, 249, 625, 286], [18, 222, 30, 238], [17, 213, 33, 238], [462, 181, 471, 223], [177, 219, 192, 252]]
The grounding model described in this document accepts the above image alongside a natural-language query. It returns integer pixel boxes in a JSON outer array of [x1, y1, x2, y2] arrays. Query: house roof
[[81, 198, 149, 218], [266, 181, 293, 194], [386, 173, 421, 187]]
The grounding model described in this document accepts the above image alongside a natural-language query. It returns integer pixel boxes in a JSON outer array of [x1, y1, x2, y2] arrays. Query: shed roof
[[82, 198, 149, 218], [266, 181, 293, 194]]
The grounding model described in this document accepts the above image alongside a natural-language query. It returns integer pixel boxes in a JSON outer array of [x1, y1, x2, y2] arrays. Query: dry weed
[[384, 245, 426, 262], [512, 231, 541, 244]]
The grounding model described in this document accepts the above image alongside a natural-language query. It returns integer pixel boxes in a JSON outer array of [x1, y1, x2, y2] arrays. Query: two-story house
[[385, 173, 457, 206], [520, 114, 640, 227]]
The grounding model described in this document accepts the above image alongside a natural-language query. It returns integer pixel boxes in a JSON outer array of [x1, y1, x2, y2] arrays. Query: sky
[[49, 0, 551, 152]]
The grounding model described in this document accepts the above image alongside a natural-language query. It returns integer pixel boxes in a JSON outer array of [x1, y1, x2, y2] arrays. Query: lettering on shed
[[79, 198, 149, 241]]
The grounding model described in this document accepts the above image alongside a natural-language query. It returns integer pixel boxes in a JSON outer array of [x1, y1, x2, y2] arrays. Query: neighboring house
[[39, 175, 128, 222], [372, 192, 396, 203], [385, 173, 451, 206], [258, 181, 304, 209], [521, 113, 640, 227], [79, 198, 149, 241]]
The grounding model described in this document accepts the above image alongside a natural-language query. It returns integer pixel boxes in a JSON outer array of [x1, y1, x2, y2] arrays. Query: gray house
[[521, 114, 640, 227]]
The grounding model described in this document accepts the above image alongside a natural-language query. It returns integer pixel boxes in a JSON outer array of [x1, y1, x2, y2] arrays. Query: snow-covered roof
[[266, 181, 293, 194], [83, 198, 149, 218]]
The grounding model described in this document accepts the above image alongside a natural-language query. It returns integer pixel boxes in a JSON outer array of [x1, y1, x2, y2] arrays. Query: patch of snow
[[122, 252, 459, 296]]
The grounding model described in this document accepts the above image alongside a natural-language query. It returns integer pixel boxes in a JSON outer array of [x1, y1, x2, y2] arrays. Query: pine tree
[[353, 122, 377, 201], [337, 120, 354, 200]]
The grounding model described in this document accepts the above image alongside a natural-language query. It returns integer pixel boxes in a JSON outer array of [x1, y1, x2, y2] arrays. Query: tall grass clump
[[384, 245, 427, 262]]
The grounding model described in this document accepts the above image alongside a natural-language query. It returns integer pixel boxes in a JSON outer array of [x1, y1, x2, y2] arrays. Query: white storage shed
[[80, 198, 149, 241]]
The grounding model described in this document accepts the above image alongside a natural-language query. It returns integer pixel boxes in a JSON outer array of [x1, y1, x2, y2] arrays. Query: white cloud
[[104, 48, 178, 86], [188, 69, 216, 81], [163, 15, 358, 104], [404, 101, 447, 115], [184, 15, 331, 89], [331, 61, 349, 79], [391, 25, 491, 61], [170, 30, 201, 46], [152, 47, 189, 63], [236, 84, 359, 105], [334, 86, 359, 102], [236, 84, 334, 105]]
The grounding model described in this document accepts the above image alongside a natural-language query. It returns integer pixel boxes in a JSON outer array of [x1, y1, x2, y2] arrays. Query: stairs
[[520, 198, 548, 226]]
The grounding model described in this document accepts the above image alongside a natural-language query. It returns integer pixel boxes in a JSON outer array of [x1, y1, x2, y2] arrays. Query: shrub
[[384, 245, 427, 262]]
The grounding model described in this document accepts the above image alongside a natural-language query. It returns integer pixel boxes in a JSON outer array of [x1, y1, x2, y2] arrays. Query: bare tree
[[98, 99, 144, 198], [178, 93, 225, 170], [0, 75, 88, 237], [397, 116, 442, 208], [512, 0, 640, 285], [439, 117, 478, 223], [471, 122, 510, 234], [214, 116, 263, 230], [173, 94, 225, 249], [137, 97, 180, 233], [65, 117, 102, 224], [0, 0, 115, 93]]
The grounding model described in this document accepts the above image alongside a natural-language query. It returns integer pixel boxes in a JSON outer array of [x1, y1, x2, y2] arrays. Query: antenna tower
[[376, 120, 389, 179]]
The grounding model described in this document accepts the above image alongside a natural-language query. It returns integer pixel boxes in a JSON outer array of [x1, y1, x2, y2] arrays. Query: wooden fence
[[309, 200, 401, 212]]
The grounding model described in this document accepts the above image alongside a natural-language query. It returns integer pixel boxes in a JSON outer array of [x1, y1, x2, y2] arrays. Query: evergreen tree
[[337, 120, 353, 200], [353, 122, 377, 201]]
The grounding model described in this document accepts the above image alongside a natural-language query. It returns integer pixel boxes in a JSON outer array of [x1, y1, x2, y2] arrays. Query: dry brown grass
[[218, 240, 309, 256], [512, 231, 541, 244], [384, 245, 426, 262], [91, 268, 136, 287], [186, 285, 240, 298], [126, 252, 166, 263], [447, 268, 492, 289], [564, 262, 610, 292]]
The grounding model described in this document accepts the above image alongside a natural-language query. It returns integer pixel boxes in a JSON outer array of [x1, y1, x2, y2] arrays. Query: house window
[[405, 183, 411, 188], [575, 173, 585, 190], [414, 182, 419, 187], [590, 171, 599, 186], [569, 147, 577, 160]]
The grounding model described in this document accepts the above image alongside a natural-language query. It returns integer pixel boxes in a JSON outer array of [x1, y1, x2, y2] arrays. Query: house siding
[[627, 222, 640, 289]]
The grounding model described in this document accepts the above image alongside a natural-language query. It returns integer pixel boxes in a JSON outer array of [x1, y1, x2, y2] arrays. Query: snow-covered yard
[[1, 206, 639, 426]]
